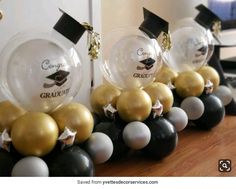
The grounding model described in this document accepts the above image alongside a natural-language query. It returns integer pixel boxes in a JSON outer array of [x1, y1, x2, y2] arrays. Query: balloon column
[[161, 4, 226, 130], [90, 8, 180, 162], [0, 11, 100, 176]]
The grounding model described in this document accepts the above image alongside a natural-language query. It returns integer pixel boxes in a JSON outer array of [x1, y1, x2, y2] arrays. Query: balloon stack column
[[161, 4, 227, 130], [89, 8, 181, 163], [0, 11, 100, 176]]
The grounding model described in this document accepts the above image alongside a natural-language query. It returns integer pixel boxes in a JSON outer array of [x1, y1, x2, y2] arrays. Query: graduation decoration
[[0, 10, 100, 113], [100, 8, 170, 90], [172, 4, 221, 64]]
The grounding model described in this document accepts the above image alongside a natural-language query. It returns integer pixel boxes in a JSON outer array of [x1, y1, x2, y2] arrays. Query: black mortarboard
[[194, 4, 221, 29], [46, 70, 70, 86], [139, 57, 156, 70], [54, 9, 86, 44], [139, 8, 169, 39]]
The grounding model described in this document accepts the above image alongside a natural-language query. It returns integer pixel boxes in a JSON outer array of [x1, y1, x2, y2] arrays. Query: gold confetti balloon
[[11, 112, 59, 156], [0, 101, 26, 132], [155, 66, 178, 84], [51, 103, 94, 143], [117, 89, 152, 122], [197, 66, 220, 90], [144, 82, 174, 113], [175, 71, 204, 98], [90, 84, 121, 116]]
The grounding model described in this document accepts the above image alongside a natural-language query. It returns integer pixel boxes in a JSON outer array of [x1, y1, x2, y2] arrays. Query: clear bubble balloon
[[0, 31, 82, 112], [172, 17, 215, 63], [100, 28, 162, 89], [164, 26, 208, 72]]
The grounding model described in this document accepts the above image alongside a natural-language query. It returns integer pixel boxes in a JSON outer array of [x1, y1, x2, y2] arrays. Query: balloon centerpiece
[[161, 4, 226, 130], [0, 10, 100, 177], [90, 8, 180, 163]]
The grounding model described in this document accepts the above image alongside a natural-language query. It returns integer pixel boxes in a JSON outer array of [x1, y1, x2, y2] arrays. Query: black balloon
[[193, 94, 225, 129], [45, 145, 94, 176], [143, 117, 178, 160], [94, 118, 129, 160], [0, 149, 17, 176], [172, 89, 183, 107]]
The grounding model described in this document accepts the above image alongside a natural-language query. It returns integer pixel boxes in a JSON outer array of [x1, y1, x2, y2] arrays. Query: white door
[[0, 0, 102, 108]]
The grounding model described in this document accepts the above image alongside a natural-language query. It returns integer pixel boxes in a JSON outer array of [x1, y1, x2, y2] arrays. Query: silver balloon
[[11, 156, 49, 177], [122, 121, 151, 150], [166, 107, 188, 132], [101, 28, 162, 89], [85, 132, 113, 164], [213, 85, 233, 106], [164, 26, 208, 72], [180, 97, 204, 120]]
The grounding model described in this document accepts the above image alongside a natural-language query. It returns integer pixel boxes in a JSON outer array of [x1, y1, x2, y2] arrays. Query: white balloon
[[180, 97, 205, 120], [164, 26, 208, 72], [123, 121, 151, 150], [0, 32, 82, 112], [173, 17, 215, 63], [11, 156, 49, 177], [85, 132, 113, 164], [166, 107, 188, 132], [213, 85, 233, 106], [101, 28, 162, 89]]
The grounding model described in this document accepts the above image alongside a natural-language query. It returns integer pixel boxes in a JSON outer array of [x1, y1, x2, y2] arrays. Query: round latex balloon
[[11, 157, 49, 177], [172, 17, 215, 62], [0, 100, 25, 132], [193, 94, 225, 129], [84, 132, 113, 164], [165, 107, 188, 132], [0, 32, 82, 113], [101, 28, 162, 89], [46, 145, 94, 176], [155, 66, 178, 85], [122, 121, 151, 150], [0, 149, 17, 176], [143, 117, 178, 160], [163, 26, 208, 72], [11, 112, 59, 157], [180, 97, 205, 120], [51, 103, 94, 143], [90, 84, 121, 116], [116, 89, 152, 122], [213, 85, 233, 106], [94, 119, 129, 160]]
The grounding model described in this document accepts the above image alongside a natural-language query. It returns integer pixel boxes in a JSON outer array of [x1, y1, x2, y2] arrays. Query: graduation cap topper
[[139, 8, 171, 51], [194, 4, 222, 33]]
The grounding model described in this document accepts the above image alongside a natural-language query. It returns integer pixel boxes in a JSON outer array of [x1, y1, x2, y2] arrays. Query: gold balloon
[[144, 82, 173, 113], [11, 112, 58, 156], [155, 66, 178, 84], [51, 103, 94, 143], [117, 89, 152, 122], [90, 84, 121, 115], [197, 66, 220, 90], [0, 101, 25, 132], [175, 71, 204, 98]]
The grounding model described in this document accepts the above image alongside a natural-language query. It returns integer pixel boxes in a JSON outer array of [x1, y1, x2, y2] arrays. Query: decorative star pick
[[58, 127, 77, 150], [103, 103, 118, 120], [0, 129, 12, 152], [167, 81, 175, 90], [205, 80, 214, 94], [152, 100, 163, 119]]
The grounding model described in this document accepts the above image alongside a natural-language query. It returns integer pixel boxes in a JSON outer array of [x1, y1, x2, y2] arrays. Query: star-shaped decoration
[[152, 100, 163, 118], [58, 127, 77, 150], [0, 129, 12, 152], [167, 81, 175, 90], [205, 80, 214, 94], [103, 103, 117, 120]]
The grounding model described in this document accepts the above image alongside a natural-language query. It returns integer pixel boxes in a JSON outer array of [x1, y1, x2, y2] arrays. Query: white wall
[[0, 0, 102, 107]]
